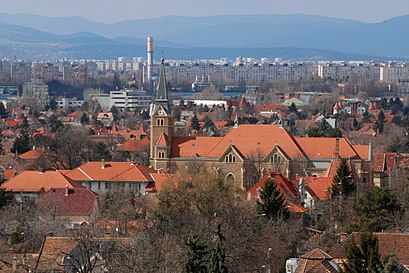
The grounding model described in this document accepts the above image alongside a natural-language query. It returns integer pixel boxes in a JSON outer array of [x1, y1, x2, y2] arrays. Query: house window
[[156, 118, 164, 126], [271, 153, 281, 164], [225, 153, 236, 163], [158, 151, 165, 159]]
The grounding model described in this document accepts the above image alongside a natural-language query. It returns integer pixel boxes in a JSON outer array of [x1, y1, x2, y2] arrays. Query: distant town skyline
[[1, 0, 409, 23]]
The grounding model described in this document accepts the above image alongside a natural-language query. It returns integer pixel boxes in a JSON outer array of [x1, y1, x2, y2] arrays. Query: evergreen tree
[[80, 113, 90, 124], [288, 102, 297, 113], [183, 234, 209, 273], [256, 178, 289, 221], [208, 224, 228, 273], [49, 114, 64, 133], [0, 103, 7, 118], [110, 105, 120, 121], [352, 187, 402, 232], [332, 159, 355, 198], [11, 116, 31, 155], [381, 254, 406, 273], [191, 115, 201, 131], [343, 233, 382, 273], [204, 116, 216, 132]]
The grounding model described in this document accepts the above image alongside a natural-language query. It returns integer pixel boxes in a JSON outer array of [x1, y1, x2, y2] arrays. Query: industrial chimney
[[147, 36, 154, 91]]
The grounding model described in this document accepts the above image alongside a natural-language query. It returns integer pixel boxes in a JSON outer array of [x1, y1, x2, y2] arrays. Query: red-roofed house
[[248, 170, 307, 213], [1, 171, 83, 201], [38, 187, 98, 226], [64, 161, 161, 194]]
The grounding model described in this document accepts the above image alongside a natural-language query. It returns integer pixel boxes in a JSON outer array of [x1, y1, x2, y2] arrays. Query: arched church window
[[156, 118, 164, 126], [225, 153, 236, 163]]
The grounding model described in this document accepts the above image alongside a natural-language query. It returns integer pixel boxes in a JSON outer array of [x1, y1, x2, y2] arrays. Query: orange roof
[[117, 137, 150, 152], [65, 162, 157, 182], [3, 169, 16, 180], [372, 152, 385, 173], [249, 170, 298, 200], [36, 237, 77, 272], [303, 176, 333, 201], [67, 111, 80, 117], [287, 200, 308, 213], [323, 159, 354, 178], [1, 171, 82, 193], [156, 133, 169, 146], [18, 148, 42, 160], [296, 137, 359, 159], [146, 172, 180, 192], [352, 145, 370, 160], [172, 124, 305, 159]]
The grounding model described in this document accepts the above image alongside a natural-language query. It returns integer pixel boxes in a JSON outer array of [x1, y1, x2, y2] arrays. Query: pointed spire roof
[[156, 132, 169, 147], [156, 58, 168, 102]]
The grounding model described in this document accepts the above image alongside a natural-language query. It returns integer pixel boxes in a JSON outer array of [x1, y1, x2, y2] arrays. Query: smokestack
[[65, 185, 69, 197], [147, 36, 154, 91], [101, 159, 106, 169]]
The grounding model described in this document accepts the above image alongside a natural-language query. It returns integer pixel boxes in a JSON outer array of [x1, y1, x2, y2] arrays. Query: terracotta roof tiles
[[65, 162, 157, 182], [38, 187, 97, 215], [1, 171, 83, 193]]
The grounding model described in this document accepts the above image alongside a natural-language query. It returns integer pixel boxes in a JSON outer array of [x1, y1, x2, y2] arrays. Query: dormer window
[[271, 153, 281, 164], [156, 118, 164, 126], [225, 153, 236, 163]]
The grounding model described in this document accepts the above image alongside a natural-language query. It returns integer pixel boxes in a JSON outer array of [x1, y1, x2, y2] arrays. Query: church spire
[[155, 58, 169, 111]]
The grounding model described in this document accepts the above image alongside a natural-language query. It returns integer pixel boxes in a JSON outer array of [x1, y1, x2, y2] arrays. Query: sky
[[1, 0, 409, 23]]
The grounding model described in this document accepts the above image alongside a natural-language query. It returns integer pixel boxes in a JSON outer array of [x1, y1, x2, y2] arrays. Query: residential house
[[38, 187, 99, 227], [0, 171, 83, 201], [64, 161, 160, 195], [287, 248, 340, 273]]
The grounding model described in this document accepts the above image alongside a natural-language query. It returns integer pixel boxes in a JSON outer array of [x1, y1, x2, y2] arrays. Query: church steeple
[[155, 58, 170, 112], [149, 57, 174, 170]]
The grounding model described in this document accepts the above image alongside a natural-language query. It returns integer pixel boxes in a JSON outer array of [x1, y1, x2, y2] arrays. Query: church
[[149, 60, 372, 189]]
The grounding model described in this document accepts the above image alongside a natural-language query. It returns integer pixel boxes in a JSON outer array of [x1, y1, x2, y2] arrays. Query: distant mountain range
[[0, 13, 409, 60]]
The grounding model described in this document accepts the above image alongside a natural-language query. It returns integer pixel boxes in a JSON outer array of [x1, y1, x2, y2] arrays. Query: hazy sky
[[2, 0, 409, 23]]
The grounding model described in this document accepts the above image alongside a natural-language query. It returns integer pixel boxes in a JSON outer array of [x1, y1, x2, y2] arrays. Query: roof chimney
[[368, 142, 372, 161], [334, 137, 340, 159], [101, 159, 106, 169], [65, 185, 69, 197]]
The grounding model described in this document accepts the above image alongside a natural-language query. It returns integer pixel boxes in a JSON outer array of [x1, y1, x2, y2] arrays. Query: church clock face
[[158, 109, 165, 116]]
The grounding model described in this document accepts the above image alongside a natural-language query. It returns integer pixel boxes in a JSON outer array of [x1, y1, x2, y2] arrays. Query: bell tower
[[149, 58, 173, 170]]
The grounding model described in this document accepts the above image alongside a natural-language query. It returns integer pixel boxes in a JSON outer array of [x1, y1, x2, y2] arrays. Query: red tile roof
[[1, 171, 82, 193], [146, 172, 180, 192], [156, 133, 169, 146], [117, 137, 150, 152], [18, 148, 42, 160], [332, 232, 409, 266], [303, 177, 333, 201], [296, 138, 359, 159], [171, 124, 305, 159], [371, 152, 385, 173], [38, 187, 97, 215], [36, 237, 76, 272], [4, 119, 21, 127], [65, 161, 157, 182], [385, 153, 396, 175], [323, 159, 354, 178], [352, 145, 370, 160], [249, 170, 298, 200], [2, 169, 16, 180]]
